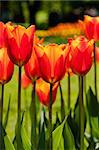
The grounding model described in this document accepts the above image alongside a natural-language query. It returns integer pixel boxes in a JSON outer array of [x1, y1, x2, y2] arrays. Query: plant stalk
[[67, 73, 71, 109], [59, 82, 65, 121], [31, 81, 37, 150], [17, 66, 22, 150], [0, 84, 4, 150], [94, 42, 97, 99], [49, 83, 53, 150], [79, 76, 84, 150]]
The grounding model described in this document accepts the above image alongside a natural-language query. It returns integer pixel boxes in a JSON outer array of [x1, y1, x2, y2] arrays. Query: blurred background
[[0, 0, 99, 29]]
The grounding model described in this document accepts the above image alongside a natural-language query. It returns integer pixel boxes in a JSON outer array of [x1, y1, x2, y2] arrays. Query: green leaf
[[3, 95, 11, 129], [21, 124, 31, 150], [91, 117, 99, 139], [15, 112, 24, 150], [0, 123, 15, 150], [86, 87, 99, 117], [58, 136, 64, 150], [63, 121, 76, 150], [52, 116, 67, 150], [53, 112, 61, 130], [21, 112, 31, 150], [4, 135, 15, 150]]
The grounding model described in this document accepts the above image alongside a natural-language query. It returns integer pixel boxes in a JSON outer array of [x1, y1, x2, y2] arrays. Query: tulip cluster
[[0, 15, 98, 150]]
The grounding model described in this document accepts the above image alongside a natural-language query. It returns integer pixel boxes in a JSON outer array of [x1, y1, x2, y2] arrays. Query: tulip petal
[[39, 53, 51, 82], [7, 38, 19, 65], [20, 33, 32, 65], [54, 55, 65, 82]]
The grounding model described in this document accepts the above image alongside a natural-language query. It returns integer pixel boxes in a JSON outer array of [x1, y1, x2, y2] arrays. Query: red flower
[[21, 72, 32, 89], [34, 44, 68, 83], [0, 48, 14, 84], [0, 22, 7, 48], [70, 36, 94, 76], [36, 78, 58, 106], [24, 36, 44, 82], [6, 24, 35, 66], [24, 46, 41, 82], [84, 15, 99, 41]]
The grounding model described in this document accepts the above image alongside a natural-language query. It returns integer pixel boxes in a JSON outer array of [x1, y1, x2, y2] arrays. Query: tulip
[[35, 43, 68, 149], [24, 35, 44, 82], [21, 72, 31, 89], [6, 24, 35, 66], [36, 78, 58, 106], [69, 36, 94, 150], [70, 36, 94, 76], [0, 22, 7, 48], [6, 24, 35, 150], [83, 16, 99, 98], [84, 15, 99, 41], [0, 48, 14, 84], [0, 22, 14, 149], [34, 44, 68, 84], [24, 48, 40, 82], [24, 35, 44, 149]]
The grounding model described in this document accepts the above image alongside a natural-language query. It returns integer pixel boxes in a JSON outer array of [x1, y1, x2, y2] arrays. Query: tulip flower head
[[70, 36, 94, 76], [24, 36, 44, 82], [0, 48, 14, 84], [34, 44, 68, 84], [0, 22, 7, 48], [84, 15, 99, 41], [6, 24, 35, 66], [24, 47, 41, 82], [36, 78, 58, 106], [21, 72, 32, 89]]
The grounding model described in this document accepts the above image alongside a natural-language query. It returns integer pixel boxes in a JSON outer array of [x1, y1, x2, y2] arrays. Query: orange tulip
[[21, 72, 32, 89], [96, 47, 99, 63], [0, 22, 7, 48], [34, 44, 68, 83], [0, 48, 14, 84], [24, 46, 40, 82], [24, 36, 44, 82], [6, 24, 35, 66], [36, 78, 58, 106], [70, 36, 94, 76], [84, 15, 99, 41]]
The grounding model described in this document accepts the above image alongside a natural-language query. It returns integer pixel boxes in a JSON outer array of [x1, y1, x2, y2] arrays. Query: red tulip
[[70, 36, 94, 76], [24, 47, 40, 82], [34, 44, 68, 83], [0, 48, 14, 84], [21, 72, 32, 89], [84, 15, 99, 41], [6, 24, 35, 66], [36, 78, 58, 106], [96, 47, 99, 63], [24, 36, 44, 82], [0, 22, 7, 48]]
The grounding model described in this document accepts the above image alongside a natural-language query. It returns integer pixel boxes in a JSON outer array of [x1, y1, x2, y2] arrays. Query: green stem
[[79, 76, 84, 150], [67, 73, 71, 109], [17, 66, 22, 150], [59, 82, 65, 121], [49, 83, 53, 150], [31, 81, 37, 150], [94, 42, 97, 99], [0, 84, 5, 150]]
